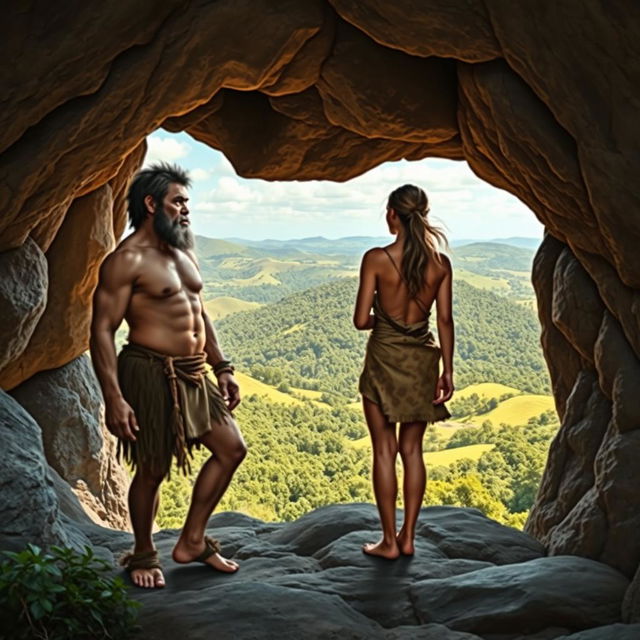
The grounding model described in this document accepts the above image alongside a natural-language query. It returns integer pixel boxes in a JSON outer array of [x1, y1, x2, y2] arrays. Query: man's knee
[[220, 439, 247, 468], [133, 466, 166, 487], [231, 440, 248, 466]]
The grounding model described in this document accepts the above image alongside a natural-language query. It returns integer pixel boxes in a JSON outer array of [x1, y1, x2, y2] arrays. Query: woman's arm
[[353, 249, 378, 330], [434, 255, 455, 404]]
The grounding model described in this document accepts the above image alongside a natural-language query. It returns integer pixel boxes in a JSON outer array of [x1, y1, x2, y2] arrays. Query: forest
[[216, 277, 550, 398]]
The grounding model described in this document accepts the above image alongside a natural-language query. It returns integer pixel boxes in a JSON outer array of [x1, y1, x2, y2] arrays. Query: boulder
[[416, 506, 545, 564], [0, 390, 69, 548], [11, 354, 129, 530], [0, 238, 47, 375], [410, 555, 628, 635], [137, 582, 386, 640], [265, 502, 381, 554], [555, 624, 640, 640]]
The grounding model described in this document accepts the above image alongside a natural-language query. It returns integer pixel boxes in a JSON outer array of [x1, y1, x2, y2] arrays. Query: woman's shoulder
[[436, 252, 452, 271], [362, 246, 389, 263]]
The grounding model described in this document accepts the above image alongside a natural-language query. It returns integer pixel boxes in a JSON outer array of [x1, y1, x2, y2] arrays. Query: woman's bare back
[[375, 244, 450, 324]]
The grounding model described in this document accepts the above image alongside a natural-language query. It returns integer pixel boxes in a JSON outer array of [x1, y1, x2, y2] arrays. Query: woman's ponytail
[[387, 184, 448, 298]]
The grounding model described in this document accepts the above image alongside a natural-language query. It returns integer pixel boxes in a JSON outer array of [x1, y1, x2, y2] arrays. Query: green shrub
[[0, 544, 139, 640]]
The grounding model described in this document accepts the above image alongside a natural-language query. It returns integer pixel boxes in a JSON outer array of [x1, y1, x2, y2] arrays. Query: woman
[[353, 184, 454, 559]]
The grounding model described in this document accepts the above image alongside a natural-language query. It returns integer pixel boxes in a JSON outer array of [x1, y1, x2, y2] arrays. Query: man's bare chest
[[133, 254, 203, 300]]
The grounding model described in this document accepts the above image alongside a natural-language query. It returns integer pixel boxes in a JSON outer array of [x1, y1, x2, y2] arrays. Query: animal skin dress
[[358, 251, 450, 424]]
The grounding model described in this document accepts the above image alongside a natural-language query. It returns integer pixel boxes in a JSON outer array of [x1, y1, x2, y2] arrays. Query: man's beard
[[153, 207, 194, 251]]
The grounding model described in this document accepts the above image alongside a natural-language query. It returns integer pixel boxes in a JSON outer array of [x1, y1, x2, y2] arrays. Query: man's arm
[[89, 250, 140, 440], [201, 308, 241, 410], [187, 249, 241, 411]]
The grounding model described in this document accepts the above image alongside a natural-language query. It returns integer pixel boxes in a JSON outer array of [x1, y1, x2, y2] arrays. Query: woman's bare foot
[[130, 567, 166, 589], [396, 527, 415, 555], [362, 538, 400, 560], [172, 537, 239, 573]]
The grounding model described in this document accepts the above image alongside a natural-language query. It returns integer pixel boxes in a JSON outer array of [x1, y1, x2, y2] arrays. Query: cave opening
[[131, 127, 552, 532], [3, 0, 639, 578]]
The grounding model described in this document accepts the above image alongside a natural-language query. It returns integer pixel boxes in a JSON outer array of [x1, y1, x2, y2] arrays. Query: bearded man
[[90, 163, 246, 588]]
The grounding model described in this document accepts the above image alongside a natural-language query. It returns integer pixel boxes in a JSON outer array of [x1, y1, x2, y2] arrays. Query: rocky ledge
[[75, 504, 639, 640]]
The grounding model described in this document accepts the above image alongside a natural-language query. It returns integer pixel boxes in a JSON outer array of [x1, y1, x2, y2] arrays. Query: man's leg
[[128, 467, 166, 588], [397, 421, 428, 555], [362, 397, 400, 559], [172, 415, 247, 572]]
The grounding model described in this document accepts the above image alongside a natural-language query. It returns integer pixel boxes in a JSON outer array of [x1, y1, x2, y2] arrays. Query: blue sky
[[144, 131, 543, 242]]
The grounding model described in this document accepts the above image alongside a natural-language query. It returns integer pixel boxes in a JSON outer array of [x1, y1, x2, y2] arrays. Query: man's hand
[[105, 396, 139, 441], [217, 372, 241, 410], [433, 372, 454, 405]]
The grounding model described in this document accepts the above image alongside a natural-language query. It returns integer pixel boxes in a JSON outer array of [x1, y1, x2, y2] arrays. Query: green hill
[[451, 242, 534, 272], [217, 277, 550, 400], [204, 297, 262, 321], [194, 235, 263, 258]]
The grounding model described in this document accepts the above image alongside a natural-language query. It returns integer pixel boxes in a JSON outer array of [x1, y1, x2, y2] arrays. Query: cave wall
[[1, 1, 639, 573]]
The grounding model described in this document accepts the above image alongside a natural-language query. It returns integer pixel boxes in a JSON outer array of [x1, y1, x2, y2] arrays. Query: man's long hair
[[127, 162, 191, 230]]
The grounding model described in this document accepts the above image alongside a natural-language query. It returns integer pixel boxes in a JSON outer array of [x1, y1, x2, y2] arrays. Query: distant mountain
[[453, 237, 541, 251], [451, 242, 535, 272], [210, 234, 542, 256], [194, 235, 264, 258], [223, 236, 390, 256]]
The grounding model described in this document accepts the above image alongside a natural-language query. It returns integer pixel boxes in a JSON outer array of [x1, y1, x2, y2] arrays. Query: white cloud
[[190, 168, 211, 181], [144, 136, 192, 166], [146, 131, 542, 240]]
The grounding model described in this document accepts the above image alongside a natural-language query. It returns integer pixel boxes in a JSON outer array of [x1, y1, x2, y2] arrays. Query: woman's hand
[[433, 372, 454, 405]]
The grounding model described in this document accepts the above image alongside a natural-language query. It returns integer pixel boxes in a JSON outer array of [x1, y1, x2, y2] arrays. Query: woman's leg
[[362, 397, 400, 559], [397, 421, 428, 555]]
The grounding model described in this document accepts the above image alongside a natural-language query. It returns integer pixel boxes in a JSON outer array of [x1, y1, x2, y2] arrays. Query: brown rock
[[483, 0, 640, 287], [11, 355, 129, 530], [0, 238, 48, 374], [531, 235, 583, 420], [551, 248, 605, 364], [328, 0, 500, 63], [317, 21, 459, 143], [0, 0, 640, 582], [0, 186, 114, 389]]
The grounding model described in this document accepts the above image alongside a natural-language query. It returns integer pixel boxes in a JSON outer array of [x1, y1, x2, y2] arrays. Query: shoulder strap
[[381, 248, 430, 316]]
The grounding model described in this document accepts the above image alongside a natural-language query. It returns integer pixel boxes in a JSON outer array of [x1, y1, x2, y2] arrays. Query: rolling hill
[[204, 297, 262, 321], [216, 276, 550, 400]]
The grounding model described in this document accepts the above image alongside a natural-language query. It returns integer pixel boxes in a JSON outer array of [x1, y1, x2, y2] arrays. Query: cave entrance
[[137, 129, 553, 531], [4, 0, 636, 576]]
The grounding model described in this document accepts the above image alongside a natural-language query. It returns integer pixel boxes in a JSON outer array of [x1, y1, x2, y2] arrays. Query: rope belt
[[162, 353, 207, 471]]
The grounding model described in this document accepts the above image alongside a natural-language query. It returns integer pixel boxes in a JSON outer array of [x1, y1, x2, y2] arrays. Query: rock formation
[[11, 355, 129, 530], [79, 504, 639, 639], [1, 0, 640, 611]]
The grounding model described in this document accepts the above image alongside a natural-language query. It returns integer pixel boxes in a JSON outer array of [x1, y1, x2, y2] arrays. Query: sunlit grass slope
[[425, 443, 495, 466], [204, 297, 262, 321], [232, 371, 304, 406], [481, 395, 556, 426], [456, 382, 522, 400], [455, 268, 510, 291]]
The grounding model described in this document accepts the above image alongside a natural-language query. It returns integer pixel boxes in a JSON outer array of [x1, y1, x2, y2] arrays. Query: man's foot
[[362, 539, 400, 560], [173, 535, 239, 573], [131, 567, 166, 589], [396, 527, 415, 555], [120, 549, 166, 588]]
